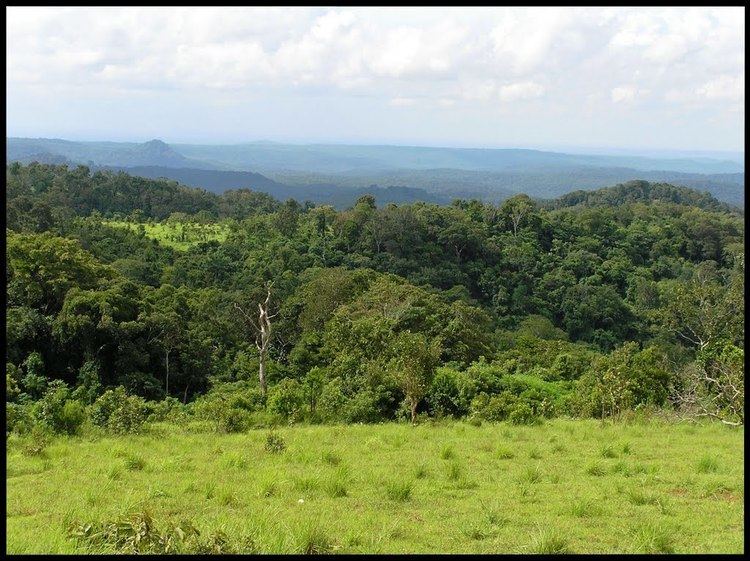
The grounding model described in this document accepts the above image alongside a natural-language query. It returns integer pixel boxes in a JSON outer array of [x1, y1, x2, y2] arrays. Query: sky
[[5, 7, 745, 154]]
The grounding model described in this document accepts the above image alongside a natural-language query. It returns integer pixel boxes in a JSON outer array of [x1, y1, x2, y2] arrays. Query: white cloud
[[498, 81, 545, 102], [389, 97, 418, 107], [612, 85, 639, 104], [5, 7, 744, 149], [696, 75, 743, 102]]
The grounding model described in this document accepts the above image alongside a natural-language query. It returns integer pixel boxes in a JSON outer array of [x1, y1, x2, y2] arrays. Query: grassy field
[[6, 419, 744, 554], [105, 220, 230, 251]]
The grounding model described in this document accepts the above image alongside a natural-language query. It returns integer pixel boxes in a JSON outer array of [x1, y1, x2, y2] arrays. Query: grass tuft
[[632, 522, 675, 553], [385, 480, 412, 502], [586, 462, 606, 476], [696, 455, 719, 474], [440, 445, 456, 460], [532, 531, 571, 553], [124, 455, 146, 471]]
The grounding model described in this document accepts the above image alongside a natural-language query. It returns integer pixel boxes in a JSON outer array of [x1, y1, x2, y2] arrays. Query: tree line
[[6, 163, 744, 433]]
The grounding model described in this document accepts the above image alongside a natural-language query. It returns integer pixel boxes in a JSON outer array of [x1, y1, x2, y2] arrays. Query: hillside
[[6, 138, 216, 169], [544, 180, 736, 213], [7, 137, 744, 206]]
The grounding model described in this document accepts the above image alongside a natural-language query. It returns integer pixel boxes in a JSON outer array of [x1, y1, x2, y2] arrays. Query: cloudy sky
[[6, 7, 745, 153]]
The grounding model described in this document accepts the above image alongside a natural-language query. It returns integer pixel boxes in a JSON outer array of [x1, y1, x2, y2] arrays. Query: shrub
[[33, 380, 86, 435], [344, 389, 383, 424], [144, 397, 188, 423], [427, 368, 464, 417], [217, 408, 250, 433], [6, 402, 33, 435], [71, 360, 102, 405], [21, 424, 52, 457], [508, 402, 539, 425], [90, 387, 147, 435], [265, 431, 286, 453], [267, 379, 304, 421], [59, 400, 87, 435], [67, 511, 211, 554], [317, 378, 347, 423], [470, 392, 517, 422]]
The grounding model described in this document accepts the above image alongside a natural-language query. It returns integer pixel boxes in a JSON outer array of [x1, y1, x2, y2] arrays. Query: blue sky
[[6, 7, 745, 153]]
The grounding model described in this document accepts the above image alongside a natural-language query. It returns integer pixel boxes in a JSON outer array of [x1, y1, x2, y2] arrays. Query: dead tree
[[234, 282, 277, 397], [671, 357, 744, 427]]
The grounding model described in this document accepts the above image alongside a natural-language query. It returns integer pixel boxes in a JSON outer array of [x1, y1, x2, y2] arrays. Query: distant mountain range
[[6, 137, 744, 207]]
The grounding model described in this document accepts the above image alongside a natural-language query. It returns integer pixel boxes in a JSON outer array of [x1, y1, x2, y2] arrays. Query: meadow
[[105, 220, 230, 250], [6, 419, 744, 554]]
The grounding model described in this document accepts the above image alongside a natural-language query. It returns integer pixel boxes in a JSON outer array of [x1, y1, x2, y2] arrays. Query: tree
[[499, 194, 538, 237], [235, 281, 277, 396], [389, 332, 441, 424], [658, 262, 743, 352], [672, 344, 744, 426]]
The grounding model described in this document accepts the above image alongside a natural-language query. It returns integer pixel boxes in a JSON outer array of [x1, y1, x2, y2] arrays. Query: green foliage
[[267, 379, 304, 421], [90, 387, 147, 435], [32, 380, 86, 435], [508, 402, 539, 426], [265, 431, 286, 454], [4, 164, 745, 428]]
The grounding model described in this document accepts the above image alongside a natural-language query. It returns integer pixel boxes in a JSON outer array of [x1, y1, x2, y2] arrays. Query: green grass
[[105, 220, 230, 251], [6, 419, 744, 553]]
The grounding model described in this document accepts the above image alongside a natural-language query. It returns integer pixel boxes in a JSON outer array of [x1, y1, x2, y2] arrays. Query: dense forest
[[6, 162, 744, 434]]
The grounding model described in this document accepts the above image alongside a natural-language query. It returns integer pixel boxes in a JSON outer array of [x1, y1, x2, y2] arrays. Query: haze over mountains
[[7, 137, 744, 208]]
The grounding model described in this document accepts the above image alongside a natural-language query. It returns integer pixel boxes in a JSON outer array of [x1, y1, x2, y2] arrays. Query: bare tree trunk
[[256, 284, 273, 397], [258, 351, 268, 396], [165, 349, 170, 397], [235, 282, 276, 398], [411, 399, 418, 425]]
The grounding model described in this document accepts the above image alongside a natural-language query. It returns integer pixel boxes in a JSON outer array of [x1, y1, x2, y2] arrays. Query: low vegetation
[[6, 420, 743, 554]]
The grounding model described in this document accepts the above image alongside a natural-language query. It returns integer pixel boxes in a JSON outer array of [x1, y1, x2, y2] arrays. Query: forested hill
[[6, 163, 739, 227], [7, 138, 744, 206], [545, 180, 737, 213], [100, 165, 451, 208]]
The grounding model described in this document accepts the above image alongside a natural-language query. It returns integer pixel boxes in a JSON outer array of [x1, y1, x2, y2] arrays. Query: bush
[[265, 431, 286, 453], [59, 400, 87, 435], [427, 368, 464, 417], [90, 387, 147, 435], [217, 408, 250, 433], [344, 389, 383, 424], [71, 360, 102, 405], [6, 402, 33, 435], [33, 380, 87, 435], [317, 379, 347, 423], [470, 392, 517, 422], [192, 381, 266, 431], [144, 397, 189, 424], [267, 378, 304, 421], [508, 402, 539, 425]]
